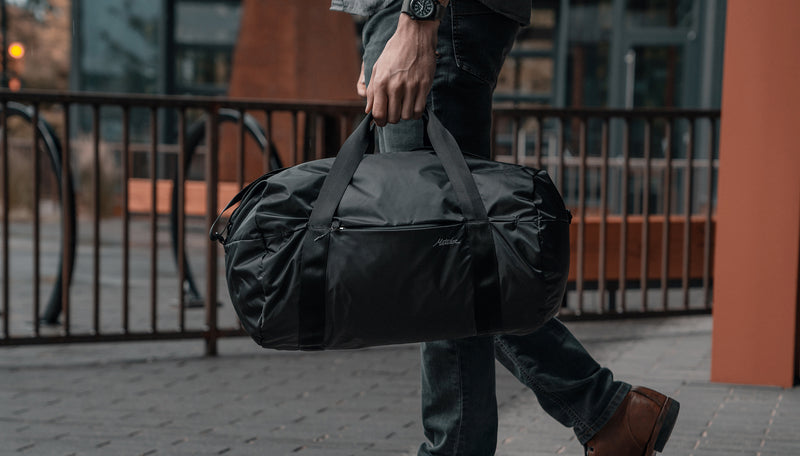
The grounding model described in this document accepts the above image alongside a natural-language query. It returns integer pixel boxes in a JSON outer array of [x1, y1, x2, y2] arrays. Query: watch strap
[[401, 0, 447, 21]]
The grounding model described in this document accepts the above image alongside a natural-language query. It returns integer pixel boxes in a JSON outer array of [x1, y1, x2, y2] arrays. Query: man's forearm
[[365, 0, 451, 125]]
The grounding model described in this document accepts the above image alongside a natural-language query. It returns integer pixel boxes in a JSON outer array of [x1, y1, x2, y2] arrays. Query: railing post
[[61, 103, 72, 336], [292, 111, 300, 165], [177, 108, 186, 330], [1, 101, 8, 339], [92, 104, 101, 334], [660, 119, 673, 310], [205, 105, 220, 356], [681, 118, 694, 309], [618, 117, 630, 312], [640, 120, 652, 310], [598, 118, 609, 313], [264, 110, 273, 173], [702, 117, 715, 309], [122, 106, 130, 333], [576, 117, 587, 313], [32, 103, 41, 336], [149, 107, 158, 333]]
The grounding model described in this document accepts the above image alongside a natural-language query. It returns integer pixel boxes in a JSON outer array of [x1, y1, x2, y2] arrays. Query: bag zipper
[[313, 220, 462, 242], [311, 212, 569, 242], [336, 221, 463, 232]]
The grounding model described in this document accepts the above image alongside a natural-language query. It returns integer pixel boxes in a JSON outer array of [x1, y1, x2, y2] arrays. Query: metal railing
[[491, 108, 719, 318], [0, 90, 720, 352]]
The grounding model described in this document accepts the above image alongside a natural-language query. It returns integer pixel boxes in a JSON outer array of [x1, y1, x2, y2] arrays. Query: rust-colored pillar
[[224, 0, 361, 181], [711, 0, 800, 387]]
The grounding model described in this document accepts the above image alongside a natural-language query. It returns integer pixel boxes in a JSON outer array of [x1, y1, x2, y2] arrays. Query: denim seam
[[494, 337, 595, 434], [577, 382, 631, 445]]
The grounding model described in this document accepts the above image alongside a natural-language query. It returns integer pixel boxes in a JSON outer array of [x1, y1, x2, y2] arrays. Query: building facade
[[71, 0, 726, 109], [68, 0, 726, 200]]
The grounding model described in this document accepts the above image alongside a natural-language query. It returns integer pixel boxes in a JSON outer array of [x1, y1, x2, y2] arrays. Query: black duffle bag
[[210, 110, 571, 350]]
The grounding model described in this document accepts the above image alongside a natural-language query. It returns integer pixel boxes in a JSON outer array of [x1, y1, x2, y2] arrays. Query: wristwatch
[[401, 0, 447, 21]]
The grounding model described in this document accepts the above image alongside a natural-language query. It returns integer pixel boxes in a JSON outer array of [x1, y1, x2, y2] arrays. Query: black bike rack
[[1, 102, 78, 324], [169, 109, 282, 307]]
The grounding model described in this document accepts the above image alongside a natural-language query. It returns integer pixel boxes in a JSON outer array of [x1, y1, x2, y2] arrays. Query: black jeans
[[361, 2, 630, 454]]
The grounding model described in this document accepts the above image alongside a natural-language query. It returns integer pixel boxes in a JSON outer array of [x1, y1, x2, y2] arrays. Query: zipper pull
[[313, 221, 343, 242], [211, 221, 233, 245]]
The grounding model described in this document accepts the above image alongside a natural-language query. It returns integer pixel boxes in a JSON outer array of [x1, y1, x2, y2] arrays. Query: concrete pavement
[[3, 315, 799, 456], [1, 220, 797, 455]]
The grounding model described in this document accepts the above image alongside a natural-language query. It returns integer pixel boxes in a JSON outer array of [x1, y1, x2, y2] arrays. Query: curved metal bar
[[170, 109, 282, 306], [0, 102, 78, 324]]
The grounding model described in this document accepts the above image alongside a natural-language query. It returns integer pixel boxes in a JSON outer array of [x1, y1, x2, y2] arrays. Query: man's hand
[[365, 14, 439, 126], [357, 61, 367, 98]]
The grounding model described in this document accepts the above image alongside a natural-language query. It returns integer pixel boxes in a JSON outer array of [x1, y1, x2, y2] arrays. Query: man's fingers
[[401, 86, 416, 120], [371, 87, 388, 127], [365, 83, 374, 115], [357, 62, 367, 98], [387, 81, 403, 124], [413, 88, 428, 119], [357, 80, 367, 98], [370, 79, 428, 125]]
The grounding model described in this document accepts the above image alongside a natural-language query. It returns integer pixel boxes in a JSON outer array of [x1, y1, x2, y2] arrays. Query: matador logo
[[433, 238, 461, 247]]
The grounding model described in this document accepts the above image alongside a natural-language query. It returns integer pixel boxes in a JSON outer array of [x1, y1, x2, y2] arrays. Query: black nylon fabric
[[218, 112, 571, 350]]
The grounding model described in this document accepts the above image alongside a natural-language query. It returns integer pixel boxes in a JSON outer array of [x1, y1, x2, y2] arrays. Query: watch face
[[410, 0, 434, 19]]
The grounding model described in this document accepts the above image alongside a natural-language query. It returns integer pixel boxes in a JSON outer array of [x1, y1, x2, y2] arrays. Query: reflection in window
[[626, 0, 695, 28], [79, 0, 162, 94], [76, 0, 163, 142], [175, 47, 233, 93], [176, 2, 242, 45], [565, 0, 613, 108], [173, 1, 242, 94], [494, 3, 561, 104], [569, 0, 613, 40], [566, 43, 609, 107], [632, 45, 684, 108]]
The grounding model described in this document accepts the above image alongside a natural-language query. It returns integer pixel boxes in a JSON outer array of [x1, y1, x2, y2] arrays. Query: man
[[330, 1, 680, 454]]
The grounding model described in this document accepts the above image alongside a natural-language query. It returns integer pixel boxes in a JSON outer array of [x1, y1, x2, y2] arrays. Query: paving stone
[[3, 314, 800, 455]]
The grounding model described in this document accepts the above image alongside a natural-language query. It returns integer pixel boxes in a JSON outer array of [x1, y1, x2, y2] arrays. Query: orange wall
[[127, 179, 240, 216], [711, 0, 800, 387], [222, 0, 361, 182], [229, 0, 360, 102]]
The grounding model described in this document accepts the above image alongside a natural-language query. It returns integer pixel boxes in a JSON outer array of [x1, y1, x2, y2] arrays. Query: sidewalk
[[2, 315, 798, 456]]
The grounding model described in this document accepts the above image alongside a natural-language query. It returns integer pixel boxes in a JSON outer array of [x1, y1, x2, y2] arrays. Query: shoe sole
[[646, 397, 680, 455]]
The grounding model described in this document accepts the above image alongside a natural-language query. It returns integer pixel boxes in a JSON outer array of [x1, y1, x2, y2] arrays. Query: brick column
[[711, 0, 800, 387], [223, 0, 361, 181]]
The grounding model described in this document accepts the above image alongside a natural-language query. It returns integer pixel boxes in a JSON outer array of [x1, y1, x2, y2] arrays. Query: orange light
[[8, 42, 25, 59], [8, 77, 21, 91]]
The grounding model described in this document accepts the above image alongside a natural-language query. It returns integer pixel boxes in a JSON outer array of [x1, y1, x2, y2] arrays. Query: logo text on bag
[[434, 238, 461, 247]]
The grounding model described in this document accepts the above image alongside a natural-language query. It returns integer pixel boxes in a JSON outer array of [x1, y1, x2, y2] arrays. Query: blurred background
[[0, 0, 728, 340], [1, 0, 796, 388], [2, 4, 800, 456]]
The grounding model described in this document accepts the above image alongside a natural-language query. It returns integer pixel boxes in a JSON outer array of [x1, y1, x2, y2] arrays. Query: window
[[172, 1, 242, 94], [78, 0, 162, 95], [625, 0, 695, 28]]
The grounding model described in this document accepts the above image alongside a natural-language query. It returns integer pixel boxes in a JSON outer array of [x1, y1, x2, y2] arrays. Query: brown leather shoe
[[584, 386, 680, 456]]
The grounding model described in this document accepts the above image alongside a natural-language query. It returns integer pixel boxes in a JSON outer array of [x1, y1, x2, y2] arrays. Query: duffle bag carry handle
[[307, 109, 490, 229], [297, 108, 502, 350]]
